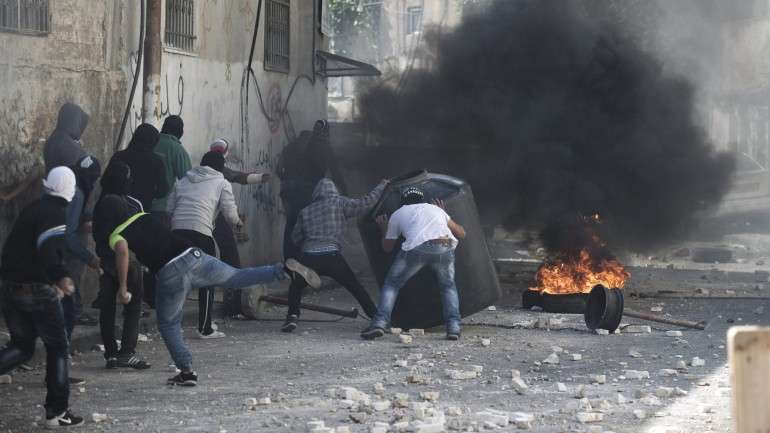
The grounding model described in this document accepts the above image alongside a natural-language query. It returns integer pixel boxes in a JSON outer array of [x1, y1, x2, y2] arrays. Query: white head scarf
[[43, 166, 77, 202]]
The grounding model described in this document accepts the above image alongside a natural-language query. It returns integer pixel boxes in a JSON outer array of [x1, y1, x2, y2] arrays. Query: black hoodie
[[110, 124, 169, 210], [44, 103, 89, 173]]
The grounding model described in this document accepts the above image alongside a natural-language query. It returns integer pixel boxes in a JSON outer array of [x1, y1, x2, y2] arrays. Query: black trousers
[[0, 283, 69, 418], [214, 214, 242, 316], [97, 262, 144, 359], [172, 229, 217, 334], [144, 212, 173, 308], [288, 252, 377, 318]]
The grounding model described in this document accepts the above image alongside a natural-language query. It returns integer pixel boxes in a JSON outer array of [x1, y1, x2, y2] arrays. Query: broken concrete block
[[245, 397, 258, 407], [616, 393, 626, 404], [511, 412, 534, 429], [258, 397, 271, 405], [551, 346, 564, 353], [445, 369, 477, 380], [92, 413, 108, 423], [595, 329, 610, 335], [543, 353, 560, 365], [624, 370, 650, 380], [335, 427, 351, 433], [589, 374, 606, 385], [480, 338, 491, 347], [370, 423, 389, 433], [510, 369, 521, 378], [372, 400, 391, 411], [655, 387, 674, 398], [409, 329, 425, 336], [0, 375, 11, 385], [624, 325, 652, 334], [306, 421, 326, 431], [420, 391, 439, 401], [394, 359, 409, 368], [665, 331, 683, 337], [399, 335, 414, 345], [469, 365, 484, 373], [576, 412, 603, 423], [673, 387, 688, 397], [339, 399, 356, 409], [659, 369, 678, 377], [409, 421, 445, 433], [691, 357, 706, 367], [394, 393, 410, 408], [556, 382, 568, 392], [640, 395, 662, 406], [512, 377, 529, 395], [572, 353, 583, 361], [633, 409, 647, 419], [675, 360, 687, 370], [475, 409, 509, 427], [628, 349, 642, 358], [390, 328, 403, 335], [574, 385, 587, 399], [445, 406, 463, 417], [372, 382, 385, 394], [391, 421, 409, 432]]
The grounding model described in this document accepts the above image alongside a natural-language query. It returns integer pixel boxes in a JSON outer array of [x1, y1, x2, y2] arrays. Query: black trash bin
[[359, 170, 501, 329]]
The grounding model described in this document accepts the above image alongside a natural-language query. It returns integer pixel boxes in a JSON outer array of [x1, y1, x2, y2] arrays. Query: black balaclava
[[128, 123, 160, 152], [161, 115, 184, 139], [200, 151, 225, 173]]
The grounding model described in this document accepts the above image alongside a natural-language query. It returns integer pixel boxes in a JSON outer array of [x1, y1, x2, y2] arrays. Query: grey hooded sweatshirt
[[168, 166, 240, 238], [44, 103, 89, 173]]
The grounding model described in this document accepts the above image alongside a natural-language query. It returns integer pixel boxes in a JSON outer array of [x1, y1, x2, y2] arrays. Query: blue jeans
[[370, 242, 461, 334], [154, 248, 286, 370], [0, 283, 70, 417]]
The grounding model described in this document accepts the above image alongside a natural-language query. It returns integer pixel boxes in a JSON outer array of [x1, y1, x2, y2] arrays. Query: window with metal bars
[[406, 5, 422, 35], [165, 0, 195, 52], [0, 0, 50, 35], [265, 0, 290, 73]]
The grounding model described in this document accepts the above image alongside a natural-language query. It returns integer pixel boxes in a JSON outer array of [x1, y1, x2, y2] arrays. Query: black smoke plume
[[359, 0, 734, 254]]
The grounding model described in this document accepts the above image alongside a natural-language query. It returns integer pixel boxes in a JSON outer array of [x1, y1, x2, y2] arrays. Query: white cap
[[43, 166, 77, 202]]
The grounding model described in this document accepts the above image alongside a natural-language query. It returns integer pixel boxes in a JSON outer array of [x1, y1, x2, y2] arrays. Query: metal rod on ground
[[259, 296, 359, 318], [624, 308, 706, 330]]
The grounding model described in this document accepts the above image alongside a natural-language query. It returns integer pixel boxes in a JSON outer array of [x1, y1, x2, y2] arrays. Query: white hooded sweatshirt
[[168, 166, 240, 237]]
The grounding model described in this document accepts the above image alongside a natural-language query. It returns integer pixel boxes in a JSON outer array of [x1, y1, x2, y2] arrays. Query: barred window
[[265, 0, 290, 73], [0, 0, 50, 35], [165, 0, 195, 52], [406, 5, 422, 35]]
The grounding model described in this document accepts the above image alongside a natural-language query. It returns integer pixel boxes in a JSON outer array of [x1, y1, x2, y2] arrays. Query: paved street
[[0, 274, 764, 433]]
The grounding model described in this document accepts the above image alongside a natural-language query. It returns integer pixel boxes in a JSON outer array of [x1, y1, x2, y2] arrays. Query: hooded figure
[[44, 103, 89, 173], [281, 177, 388, 333], [168, 151, 241, 238], [152, 115, 192, 213], [110, 123, 169, 210]]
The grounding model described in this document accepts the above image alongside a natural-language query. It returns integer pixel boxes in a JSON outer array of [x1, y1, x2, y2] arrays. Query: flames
[[531, 214, 629, 295], [532, 249, 629, 295]]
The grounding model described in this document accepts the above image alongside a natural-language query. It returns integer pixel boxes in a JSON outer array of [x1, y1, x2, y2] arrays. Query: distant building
[[0, 0, 329, 264]]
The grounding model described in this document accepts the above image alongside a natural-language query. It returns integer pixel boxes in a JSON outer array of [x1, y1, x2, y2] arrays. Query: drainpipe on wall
[[143, 0, 162, 125]]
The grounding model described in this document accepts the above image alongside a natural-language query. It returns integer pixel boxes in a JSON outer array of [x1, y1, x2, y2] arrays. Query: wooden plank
[[729, 326, 770, 433]]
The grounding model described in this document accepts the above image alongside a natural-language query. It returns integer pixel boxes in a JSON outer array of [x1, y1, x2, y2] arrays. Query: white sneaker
[[45, 410, 84, 428], [285, 259, 322, 289], [197, 330, 226, 339]]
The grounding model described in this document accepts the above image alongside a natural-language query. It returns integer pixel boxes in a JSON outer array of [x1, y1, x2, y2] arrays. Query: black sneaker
[[105, 357, 118, 369], [360, 326, 385, 340], [446, 332, 461, 341], [167, 371, 197, 386], [285, 259, 322, 289], [45, 410, 84, 428], [68, 377, 86, 386], [281, 315, 298, 333], [116, 353, 151, 370]]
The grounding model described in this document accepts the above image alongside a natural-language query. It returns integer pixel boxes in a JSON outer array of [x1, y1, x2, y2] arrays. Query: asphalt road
[[0, 277, 766, 433]]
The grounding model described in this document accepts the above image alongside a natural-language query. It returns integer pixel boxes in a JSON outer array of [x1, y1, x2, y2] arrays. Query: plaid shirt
[[292, 179, 387, 252]]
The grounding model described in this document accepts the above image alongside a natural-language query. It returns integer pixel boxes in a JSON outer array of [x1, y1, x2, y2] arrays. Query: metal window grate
[[0, 0, 49, 34], [406, 5, 422, 35], [265, 0, 290, 73], [165, 0, 195, 52]]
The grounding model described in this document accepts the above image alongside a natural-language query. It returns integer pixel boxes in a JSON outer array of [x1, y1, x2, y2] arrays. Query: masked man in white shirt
[[361, 187, 466, 341]]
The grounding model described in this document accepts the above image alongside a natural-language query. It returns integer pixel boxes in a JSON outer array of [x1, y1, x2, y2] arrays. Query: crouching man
[[361, 187, 466, 341], [0, 167, 84, 427], [97, 178, 321, 386]]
